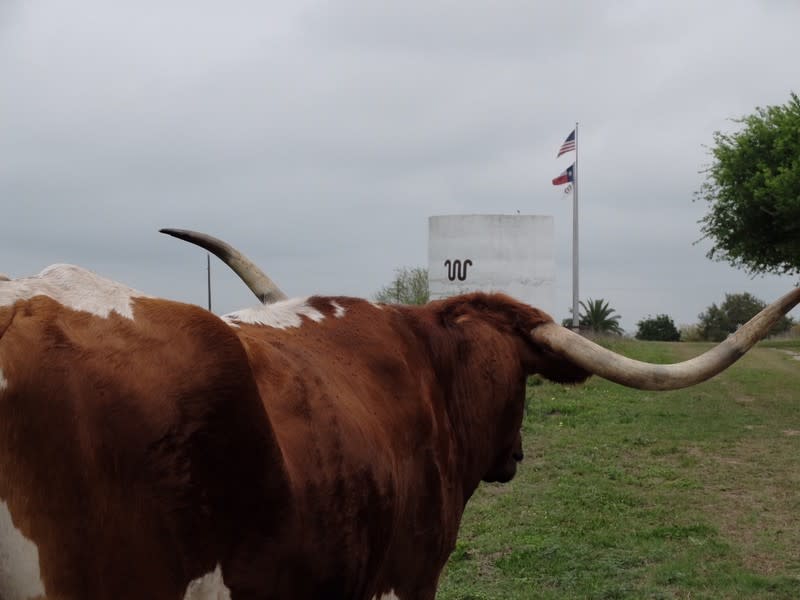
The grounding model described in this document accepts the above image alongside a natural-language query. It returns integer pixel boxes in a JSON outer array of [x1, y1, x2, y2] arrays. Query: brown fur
[[0, 287, 588, 599]]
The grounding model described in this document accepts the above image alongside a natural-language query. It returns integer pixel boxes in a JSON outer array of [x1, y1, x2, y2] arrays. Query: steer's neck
[[406, 307, 526, 505]]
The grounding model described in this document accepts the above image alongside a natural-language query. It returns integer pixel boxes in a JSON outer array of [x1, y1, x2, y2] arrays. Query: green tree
[[697, 93, 800, 277], [697, 292, 794, 341], [562, 298, 624, 335], [374, 267, 429, 305], [635, 314, 681, 341]]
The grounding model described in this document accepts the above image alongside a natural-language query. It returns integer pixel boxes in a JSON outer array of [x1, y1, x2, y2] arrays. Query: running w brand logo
[[444, 259, 472, 282]]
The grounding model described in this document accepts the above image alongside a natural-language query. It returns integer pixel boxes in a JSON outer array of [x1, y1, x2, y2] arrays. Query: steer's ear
[[519, 327, 592, 385]]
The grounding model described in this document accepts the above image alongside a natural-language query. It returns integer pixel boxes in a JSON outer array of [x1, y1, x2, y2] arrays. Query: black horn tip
[[159, 228, 193, 240], [159, 228, 234, 261]]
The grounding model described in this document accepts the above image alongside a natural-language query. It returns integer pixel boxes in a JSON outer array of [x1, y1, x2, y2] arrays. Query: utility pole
[[207, 253, 212, 312]]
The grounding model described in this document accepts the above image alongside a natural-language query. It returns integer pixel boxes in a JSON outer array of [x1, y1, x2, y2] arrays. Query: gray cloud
[[2, 0, 798, 331]]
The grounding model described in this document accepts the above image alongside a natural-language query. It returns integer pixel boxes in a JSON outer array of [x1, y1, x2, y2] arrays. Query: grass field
[[437, 339, 800, 599]]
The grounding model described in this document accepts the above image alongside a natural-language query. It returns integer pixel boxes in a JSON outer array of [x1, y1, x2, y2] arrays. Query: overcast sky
[[2, 0, 798, 332]]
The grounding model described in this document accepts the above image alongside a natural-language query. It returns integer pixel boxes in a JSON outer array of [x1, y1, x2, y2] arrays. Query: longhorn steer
[[0, 233, 798, 600]]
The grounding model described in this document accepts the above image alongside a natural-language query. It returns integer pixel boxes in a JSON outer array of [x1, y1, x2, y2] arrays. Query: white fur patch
[[183, 564, 231, 600], [223, 297, 325, 329], [0, 264, 149, 320], [330, 300, 346, 318], [0, 500, 46, 600], [372, 591, 400, 600]]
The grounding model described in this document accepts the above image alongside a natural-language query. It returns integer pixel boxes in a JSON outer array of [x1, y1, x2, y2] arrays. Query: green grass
[[437, 341, 800, 599], [760, 338, 800, 351]]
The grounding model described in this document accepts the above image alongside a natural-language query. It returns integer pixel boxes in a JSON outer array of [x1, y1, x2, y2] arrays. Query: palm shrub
[[563, 298, 624, 335]]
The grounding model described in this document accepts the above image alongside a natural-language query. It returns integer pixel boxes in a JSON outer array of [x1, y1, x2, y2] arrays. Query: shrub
[[374, 267, 429, 305], [636, 315, 681, 341], [680, 324, 704, 342]]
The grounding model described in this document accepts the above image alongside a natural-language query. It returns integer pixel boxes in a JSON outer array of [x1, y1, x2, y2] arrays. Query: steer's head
[[427, 291, 591, 484]]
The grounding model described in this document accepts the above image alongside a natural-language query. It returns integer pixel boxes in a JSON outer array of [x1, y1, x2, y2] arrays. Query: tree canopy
[[374, 267, 429, 305], [697, 92, 800, 277], [697, 292, 794, 342]]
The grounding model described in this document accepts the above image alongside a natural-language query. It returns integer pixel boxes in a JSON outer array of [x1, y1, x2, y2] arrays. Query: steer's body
[[0, 265, 588, 599]]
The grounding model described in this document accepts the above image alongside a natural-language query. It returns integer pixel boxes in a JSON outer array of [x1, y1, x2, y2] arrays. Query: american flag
[[556, 129, 575, 157]]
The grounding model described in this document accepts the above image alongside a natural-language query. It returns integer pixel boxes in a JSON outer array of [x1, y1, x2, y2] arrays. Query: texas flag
[[551, 163, 574, 186]]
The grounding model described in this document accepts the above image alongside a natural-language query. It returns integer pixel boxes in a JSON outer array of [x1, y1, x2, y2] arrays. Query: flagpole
[[572, 122, 579, 330]]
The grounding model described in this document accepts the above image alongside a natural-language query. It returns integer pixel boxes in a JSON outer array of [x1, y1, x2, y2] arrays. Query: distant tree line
[[577, 292, 794, 341], [695, 292, 794, 341]]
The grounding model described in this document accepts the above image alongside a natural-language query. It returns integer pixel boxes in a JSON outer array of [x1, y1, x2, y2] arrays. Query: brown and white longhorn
[[0, 230, 796, 599]]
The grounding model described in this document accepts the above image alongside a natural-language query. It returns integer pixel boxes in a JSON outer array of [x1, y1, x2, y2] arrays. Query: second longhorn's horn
[[160, 229, 287, 304]]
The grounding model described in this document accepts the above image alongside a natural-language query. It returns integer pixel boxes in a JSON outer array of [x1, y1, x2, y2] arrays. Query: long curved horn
[[160, 228, 288, 304], [531, 286, 800, 391]]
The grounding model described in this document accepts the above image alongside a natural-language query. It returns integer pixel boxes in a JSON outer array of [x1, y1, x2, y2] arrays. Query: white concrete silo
[[428, 215, 555, 316]]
